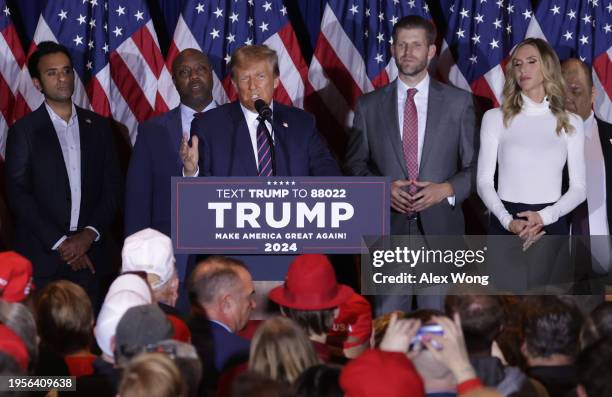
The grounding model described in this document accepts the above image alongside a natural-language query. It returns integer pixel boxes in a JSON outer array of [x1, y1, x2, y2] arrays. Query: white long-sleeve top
[[477, 94, 586, 230]]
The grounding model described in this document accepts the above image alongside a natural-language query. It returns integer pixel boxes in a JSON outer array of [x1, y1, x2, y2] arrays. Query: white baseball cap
[[122, 228, 176, 289]]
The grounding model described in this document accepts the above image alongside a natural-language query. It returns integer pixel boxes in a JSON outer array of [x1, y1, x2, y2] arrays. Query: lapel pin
[[85, 119, 92, 124], [282, 122, 288, 128]]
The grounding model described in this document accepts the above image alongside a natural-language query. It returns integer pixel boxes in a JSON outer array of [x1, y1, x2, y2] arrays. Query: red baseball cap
[[328, 292, 372, 349], [0, 251, 33, 303], [340, 350, 425, 397], [0, 324, 29, 371], [268, 254, 353, 310]]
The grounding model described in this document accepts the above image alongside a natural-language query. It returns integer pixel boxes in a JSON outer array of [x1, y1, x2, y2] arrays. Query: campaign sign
[[172, 177, 390, 254]]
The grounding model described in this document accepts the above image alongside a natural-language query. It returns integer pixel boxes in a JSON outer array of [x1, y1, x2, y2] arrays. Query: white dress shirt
[[396, 75, 455, 205], [477, 94, 587, 230], [180, 101, 217, 139], [45, 103, 99, 249]]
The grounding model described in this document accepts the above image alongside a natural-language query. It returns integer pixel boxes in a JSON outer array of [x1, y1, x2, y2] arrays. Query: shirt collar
[[240, 101, 273, 125], [397, 74, 430, 97], [209, 319, 233, 333], [584, 111, 595, 138], [180, 101, 217, 119], [45, 101, 78, 125]]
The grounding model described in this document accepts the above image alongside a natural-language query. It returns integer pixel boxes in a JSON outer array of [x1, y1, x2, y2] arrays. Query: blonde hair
[[119, 353, 185, 397], [501, 38, 574, 135], [248, 316, 321, 384]]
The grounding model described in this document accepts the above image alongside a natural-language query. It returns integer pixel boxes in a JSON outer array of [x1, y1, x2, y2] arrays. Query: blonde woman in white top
[[478, 38, 586, 240]]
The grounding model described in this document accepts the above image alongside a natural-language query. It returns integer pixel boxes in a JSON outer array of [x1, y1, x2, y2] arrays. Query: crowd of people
[[0, 12, 610, 397]]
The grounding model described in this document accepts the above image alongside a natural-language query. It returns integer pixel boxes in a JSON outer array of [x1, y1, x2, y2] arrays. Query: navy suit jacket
[[189, 316, 249, 391], [125, 106, 184, 237], [596, 117, 612, 233], [5, 104, 122, 277], [192, 101, 340, 176]]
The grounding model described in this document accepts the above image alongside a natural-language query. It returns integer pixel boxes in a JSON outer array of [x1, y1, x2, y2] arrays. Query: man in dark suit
[[181, 44, 339, 177], [5, 42, 122, 308], [125, 48, 215, 237], [344, 16, 477, 313], [188, 256, 254, 393], [562, 59, 611, 305]]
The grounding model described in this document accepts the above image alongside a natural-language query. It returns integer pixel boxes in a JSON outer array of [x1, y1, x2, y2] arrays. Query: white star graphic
[[229, 12, 239, 23], [349, 4, 359, 15], [450, 5, 455, 13], [280, 6, 287, 16], [89, 19, 96, 29], [195, 3, 204, 13], [506, 24, 512, 34], [522, 9, 532, 19], [86, 61, 93, 70], [471, 34, 481, 44], [77, 14, 86, 24], [113, 26, 123, 37], [224, 54, 231, 64], [102, 43, 109, 53], [248, 0, 254, 6], [213, 7, 223, 18], [604, 23, 612, 33], [73, 35, 83, 46], [377, 32, 385, 43], [579, 35, 589, 45], [489, 38, 500, 49], [88, 40, 94, 49], [580, 56, 586, 62], [408, 0, 415, 8], [550, 5, 560, 15], [607, 3, 612, 13], [393, 0, 399, 4], [58, 10, 67, 20], [226, 33, 236, 43], [423, 4, 429, 12], [460, 8, 469, 18], [116, 6, 125, 16], [90, 0, 98, 6], [375, 53, 384, 63], [210, 28, 220, 39], [496, 0, 504, 7], [378, 12, 384, 21], [507, 4, 514, 13], [390, 15, 398, 25], [3, 5, 9, 16], [456, 28, 465, 38], [582, 14, 592, 24], [244, 37, 253, 45], [474, 13, 484, 23], [134, 10, 144, 21], [563, 31, 573, 40], [493, 18, 502, 29], [365, 8, 370, 16], [259, 22, 269, 32], [262, 1, 272, 12], [567, 10, 576, 20], [469, 55, 478, 64]]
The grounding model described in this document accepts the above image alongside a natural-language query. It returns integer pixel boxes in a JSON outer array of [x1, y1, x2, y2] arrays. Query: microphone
[[253, 99, 276, 176], [254, 99, 272, 121]]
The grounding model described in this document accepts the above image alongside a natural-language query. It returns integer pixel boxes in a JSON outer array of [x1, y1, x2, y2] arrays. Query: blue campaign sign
[[171, 177, 390, 254]]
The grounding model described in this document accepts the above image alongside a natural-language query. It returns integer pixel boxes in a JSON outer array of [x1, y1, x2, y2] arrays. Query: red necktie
[[402, 88, 419, 193]]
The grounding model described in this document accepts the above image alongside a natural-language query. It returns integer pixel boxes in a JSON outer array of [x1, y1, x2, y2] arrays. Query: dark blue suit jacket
[[192, 101, 340, 176], [125, 106, 184, 237]]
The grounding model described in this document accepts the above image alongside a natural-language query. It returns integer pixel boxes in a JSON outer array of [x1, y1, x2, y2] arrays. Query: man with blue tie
[[180, 44, 339, 177]]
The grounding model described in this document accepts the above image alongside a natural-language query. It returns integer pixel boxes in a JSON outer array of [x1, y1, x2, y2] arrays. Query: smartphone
[[410, 324, 444, 350]]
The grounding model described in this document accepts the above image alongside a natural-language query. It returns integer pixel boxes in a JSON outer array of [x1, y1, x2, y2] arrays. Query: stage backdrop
[[1, 0, 611, 159]]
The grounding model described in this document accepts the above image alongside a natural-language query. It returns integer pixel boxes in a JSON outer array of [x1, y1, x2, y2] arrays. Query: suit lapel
[[230, 103, 258, 176], [382, 80, 407, 176], [166, 107, 183, 167], [76, 107, 94, 224], [272, 104, 290, 176], [35, 105, 71, 200], [420, 79, 443, 174]]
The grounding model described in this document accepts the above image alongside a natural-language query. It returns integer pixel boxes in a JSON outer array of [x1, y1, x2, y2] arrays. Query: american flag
[[437, 0, 533, 107], [530, 0, 612, 122], [168, 0, 309, 108], [306, 0, 431, 156], [0, 0, 28, 157], [17, 0, 178, 145]]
